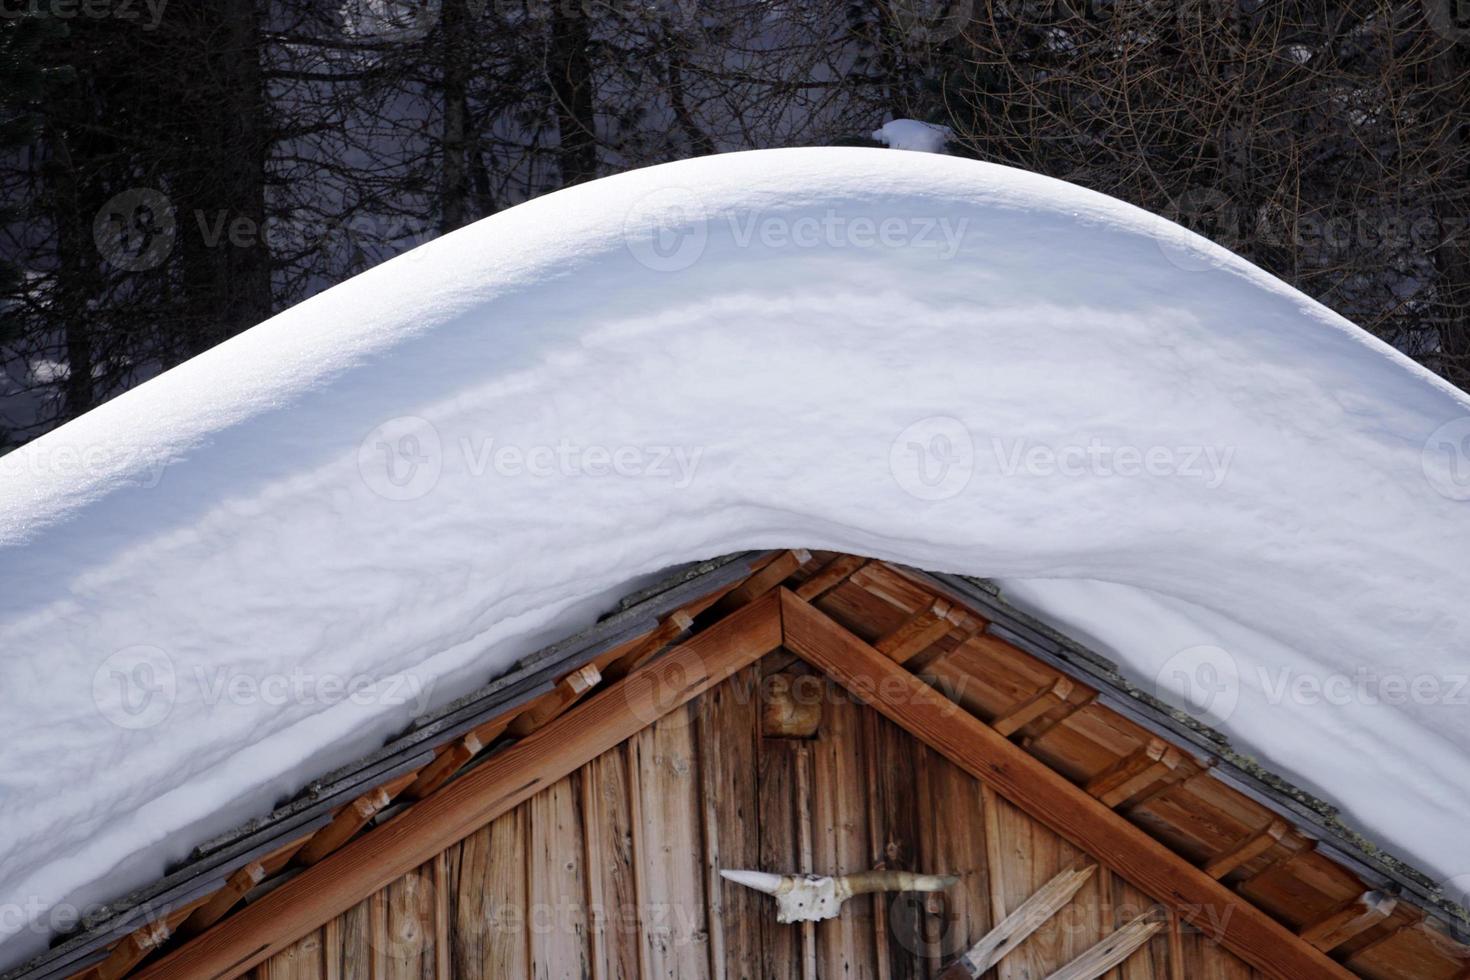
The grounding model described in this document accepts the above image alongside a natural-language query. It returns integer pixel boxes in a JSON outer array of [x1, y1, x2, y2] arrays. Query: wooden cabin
[[11, 551, 1470, 980]]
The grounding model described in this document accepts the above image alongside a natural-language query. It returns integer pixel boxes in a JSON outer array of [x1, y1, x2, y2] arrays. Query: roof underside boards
[[22, 551, 1469, 980]]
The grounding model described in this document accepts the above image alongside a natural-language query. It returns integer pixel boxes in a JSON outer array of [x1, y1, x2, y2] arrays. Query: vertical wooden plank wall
[[249, 652, 1262, 980]]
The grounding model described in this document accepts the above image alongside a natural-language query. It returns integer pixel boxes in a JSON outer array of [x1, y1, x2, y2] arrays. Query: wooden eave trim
[[777, 588, 1355, 980], [128, 591, 783, 980]]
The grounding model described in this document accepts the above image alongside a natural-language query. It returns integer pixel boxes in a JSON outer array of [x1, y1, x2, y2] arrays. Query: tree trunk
[[547, 1, 597, 186], [441, 0, 472, 233]]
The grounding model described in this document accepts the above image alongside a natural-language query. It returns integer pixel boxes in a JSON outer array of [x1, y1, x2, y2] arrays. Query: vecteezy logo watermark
[[883, 0, 969, 45], [1422, 417, 1470, 501], [92, 645, 176, 730], [623, 188, 970, 272], [7, 443, 170, 488], [93, 188, 176, 272], [992, 438, 1236, 489], [340, 0, 437, 41], [890, 416, 975, 501], [357, 417, 705, 501], [1257, 667, 1470, 708], [0, 0, 168, 30], [91, 647, 439, 730], [192, 665, 435, 714], [1423, 0, 1470, 43], [358, 415, 444, 502], [1156, 646, 1470, 727], [460, 437, 703, 488], [1155, 645, 1241, 726], [623, 186, 710, 272], [725, 209, 967, 257]]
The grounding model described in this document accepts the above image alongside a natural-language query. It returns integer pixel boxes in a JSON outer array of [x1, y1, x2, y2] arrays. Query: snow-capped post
[[719, 868, 959, 923]]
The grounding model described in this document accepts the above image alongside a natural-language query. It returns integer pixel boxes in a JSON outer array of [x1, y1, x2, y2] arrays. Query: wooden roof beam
[[993, 676, 1075, 738], [1084, 739, 1185, 809], [1299, 891, 1398, 952], [777, 588, 1355, 980], [507, 663, 602, 736], [793, 554, 868, 601], [706, 548, 812, 617], [875, 598, 962, 664], [130, 591, 784, 980], [1202, 819, 1290, 880]]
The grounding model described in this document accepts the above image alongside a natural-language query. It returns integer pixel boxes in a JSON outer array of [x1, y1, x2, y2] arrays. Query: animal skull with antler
[[720, 869, 959, 923]]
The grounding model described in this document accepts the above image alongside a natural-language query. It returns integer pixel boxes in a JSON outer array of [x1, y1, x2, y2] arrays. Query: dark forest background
[[1, 0, 1467, 450]]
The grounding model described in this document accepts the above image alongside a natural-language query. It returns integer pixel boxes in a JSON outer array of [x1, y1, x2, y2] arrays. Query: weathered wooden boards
[[779, 588, 1355, 980], [131, 592, 783, 980]]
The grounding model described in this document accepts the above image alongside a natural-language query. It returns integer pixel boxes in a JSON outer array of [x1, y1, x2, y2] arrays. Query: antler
[[720, 869, 959, 923]]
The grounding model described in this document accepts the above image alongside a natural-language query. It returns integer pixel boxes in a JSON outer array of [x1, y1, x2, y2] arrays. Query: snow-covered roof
[[2, 148, 1468, 968]]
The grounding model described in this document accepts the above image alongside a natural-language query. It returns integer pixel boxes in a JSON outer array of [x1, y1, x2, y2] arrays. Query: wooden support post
[[938, 862, 1098, 978], [992, 676, 1075, 738], [874, 599, 960, 665], [1044, 907, 1167, 980], [507, 663, 602, 736], [1202, 819, 1289, 880], [1299, 891, 1397, 952], [794, 554, 868, 601], [777, 589, 1355, 980], [1083, 739, 1184, 808], [132, 592, 784, 980]]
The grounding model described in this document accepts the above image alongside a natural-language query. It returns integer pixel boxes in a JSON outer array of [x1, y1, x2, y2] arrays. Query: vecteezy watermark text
[[358, 416, 705, 502], [92, 646, 437, 730], [623, 187, 971, 272], [1157, 644, 1469, 726], [1, 0, 167, 30], [992, 437, 1236, 489]]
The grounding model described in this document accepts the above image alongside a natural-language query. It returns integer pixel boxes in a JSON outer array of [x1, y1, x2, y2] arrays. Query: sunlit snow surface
[[2, 148, 1469, 964]]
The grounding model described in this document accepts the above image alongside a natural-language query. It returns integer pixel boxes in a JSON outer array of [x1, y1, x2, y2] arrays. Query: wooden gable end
[[239, 649, 1259, 980]]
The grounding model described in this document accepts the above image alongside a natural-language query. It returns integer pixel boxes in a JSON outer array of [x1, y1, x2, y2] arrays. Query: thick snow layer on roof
[[2, 147, 1469, 965]]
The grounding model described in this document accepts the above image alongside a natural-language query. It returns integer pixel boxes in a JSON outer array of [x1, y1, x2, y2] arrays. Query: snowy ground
[[2, 147, 1468, 967]]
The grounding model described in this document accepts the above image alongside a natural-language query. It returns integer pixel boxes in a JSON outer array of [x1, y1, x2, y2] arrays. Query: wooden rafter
[[128, 591, 784, 980], [992, 675, 1074, 737], [1202, 819, 1290, 880], [874, 598, 960, 664], [1300, 891, 1398, 952], [777, 587, 1355, 980]]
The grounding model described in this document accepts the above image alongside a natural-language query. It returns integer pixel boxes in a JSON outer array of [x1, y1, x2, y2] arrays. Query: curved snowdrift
[[2, 148, 1468, 962]]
